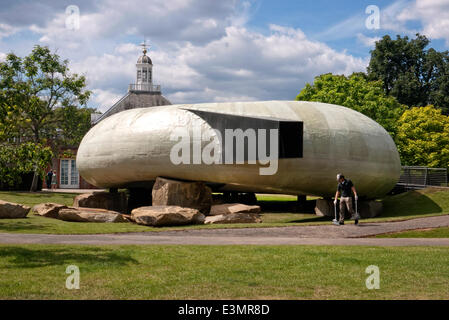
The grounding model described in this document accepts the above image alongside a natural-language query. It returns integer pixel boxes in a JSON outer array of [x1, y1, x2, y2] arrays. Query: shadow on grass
[[0, 246, 138, 269], [382, 190, 443, 217], [0, 219, 47, 232]]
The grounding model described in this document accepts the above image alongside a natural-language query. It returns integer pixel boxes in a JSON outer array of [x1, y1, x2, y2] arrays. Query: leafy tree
[[368, 34, 449, 115], [395, 105, 449, 168], [54, 105, 95, 147], [0, 142, 53, 189], [296, 73, 406, 138], [0, 45, 92, 190]]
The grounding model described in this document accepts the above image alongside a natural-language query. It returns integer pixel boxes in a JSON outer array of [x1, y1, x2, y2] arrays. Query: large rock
[[315, 199, 382, 219], [0, 200, 30, 219], [357, 201, 383, 218], [58, 207, 127, 223], [73, 191, 127, 213], [32, 203, 67, 219], [152, 177, 212, 214], [314, 199, 335, 217], [131, 206, 205, 227], [205, 213, 262, 224], [209, 203, 261, 216]]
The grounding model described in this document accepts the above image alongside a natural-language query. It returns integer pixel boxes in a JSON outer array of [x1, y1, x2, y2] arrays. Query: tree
[[296, 73, 406, 138], [0, 142, 53, 189], [367, 34, 449, 115], [0, 45, 92, 190], [54, 105, 95, 147], [395, 105, 449, 168]]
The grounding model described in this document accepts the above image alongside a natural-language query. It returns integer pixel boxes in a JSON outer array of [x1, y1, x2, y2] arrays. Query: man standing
[[46, 169, 53, 189], [334, 174, 360, 225]]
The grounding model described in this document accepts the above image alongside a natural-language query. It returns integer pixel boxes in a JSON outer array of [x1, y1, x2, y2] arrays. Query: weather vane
[[140, 38, 149, 55]]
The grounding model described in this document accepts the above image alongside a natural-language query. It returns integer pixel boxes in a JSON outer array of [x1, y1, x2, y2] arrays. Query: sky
[[0, 0, 449, 112]]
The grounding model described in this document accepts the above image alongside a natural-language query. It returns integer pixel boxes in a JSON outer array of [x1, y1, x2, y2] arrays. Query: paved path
[[0, 215, 448, 246]]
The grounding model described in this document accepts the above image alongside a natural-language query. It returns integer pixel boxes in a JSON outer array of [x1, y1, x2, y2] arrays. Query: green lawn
[[0, 191, 77, 207], [376, 226, 449, 238], [0, 188, 448, 235], [372, 187, 449, 222], [0, 244, 447, 299]]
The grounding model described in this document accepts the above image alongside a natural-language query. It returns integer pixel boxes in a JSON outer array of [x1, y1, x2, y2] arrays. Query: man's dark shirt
[[338, 179, 353, 197]]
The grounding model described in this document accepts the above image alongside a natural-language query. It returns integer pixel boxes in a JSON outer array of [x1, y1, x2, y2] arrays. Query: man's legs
[[339, 198, 348, 222], [345, 198, 356, 218]]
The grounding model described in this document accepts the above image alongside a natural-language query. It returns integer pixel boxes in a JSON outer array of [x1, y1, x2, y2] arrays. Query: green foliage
[[395, 105, 449, 168], [368, 34, 449, 115], [54, 105, 95, 146], [0, 45, 92, 147], [0, 142, 53, 187], [0, 45, 93, 189], [296, 73, 406, 138]]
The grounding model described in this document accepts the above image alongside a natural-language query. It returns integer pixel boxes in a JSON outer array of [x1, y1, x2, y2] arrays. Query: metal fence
[[397, 166, 448, 189]]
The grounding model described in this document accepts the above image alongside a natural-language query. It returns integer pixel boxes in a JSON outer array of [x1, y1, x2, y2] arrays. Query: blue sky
[[1, 0, 448, 111]]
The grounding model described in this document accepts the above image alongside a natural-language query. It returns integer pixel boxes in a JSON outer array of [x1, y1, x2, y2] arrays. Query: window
[[137, 70, 142, 81], [142, 68, 147, 82], [60, 160, 69, 185]]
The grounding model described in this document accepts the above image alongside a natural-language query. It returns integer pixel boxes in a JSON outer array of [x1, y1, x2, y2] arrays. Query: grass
[[376, 227, 449, 238], [367, 187, 449, 222], [0, 191, 77, 207], [0, 188, 448, 234], [0, 244, 448, 299]]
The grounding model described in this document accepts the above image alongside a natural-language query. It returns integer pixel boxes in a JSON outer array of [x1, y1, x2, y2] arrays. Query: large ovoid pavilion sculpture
[[77, 100, 400, 199]]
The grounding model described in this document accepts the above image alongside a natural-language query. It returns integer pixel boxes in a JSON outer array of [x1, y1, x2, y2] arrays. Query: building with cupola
[[92, 42, 171, 125], [45, 43, 171, 190]]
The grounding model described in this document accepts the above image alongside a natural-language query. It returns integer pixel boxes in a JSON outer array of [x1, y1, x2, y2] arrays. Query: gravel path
[[0, 215, 448, 246]]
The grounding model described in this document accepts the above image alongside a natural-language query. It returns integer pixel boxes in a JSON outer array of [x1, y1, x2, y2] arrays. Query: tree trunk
[[30, 170, 39, 192]]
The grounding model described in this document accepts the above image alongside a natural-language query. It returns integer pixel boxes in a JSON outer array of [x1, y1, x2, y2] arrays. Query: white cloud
[[91, 89, 123, 112], [380, 0, 416, 33], [0, 23, 18, 39], [398, 0, 449, 44], [159, 25, 367, 104], [70, 52, 135, 89], [315, 0, 417, 42], [3, 0, 367, 110], [28, 0, 239, 49], [356, 33, 381, 47], [67, 23, 366, 109]]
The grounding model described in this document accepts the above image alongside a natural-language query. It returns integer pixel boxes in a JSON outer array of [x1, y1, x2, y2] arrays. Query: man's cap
[[336, 173, 344, 181]]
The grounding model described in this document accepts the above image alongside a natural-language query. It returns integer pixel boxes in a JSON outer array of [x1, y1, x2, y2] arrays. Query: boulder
[[0, 200, 30, 219], [315, 199, 382, 219], [357, 201, 383, 218], [131, 206, 205, 227], [205, 213, 262, 224], [32, 203, 67, 219], [58, 207, 127, 223], [209, 203, 261, 216], [314, 199, 335, 217], [152, 177, 212, 214], [73, 191, 127, 213]]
